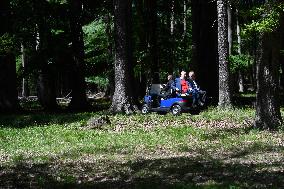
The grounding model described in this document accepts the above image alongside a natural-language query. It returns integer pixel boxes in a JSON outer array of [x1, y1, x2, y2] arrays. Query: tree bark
[[110, 0, 139, 114], [183, 0, 187, 37], [145, 0, 159, 83], [34, 0, 58, 110], [191, 0, 218, 99], [255, 31, 282, 129], [170, 0, 175, 35], [0, 0, 19, 112], [227, 3, 232, 56], [37, 71, 57, 110], [68, 0, 90, 110], [0, 54, 19, 112], [217, 0, 232, 108], [280, 36, 284, 92], [236, 9, 244, 92], [21, 43, 29, 97], [169, 0, 175, 72]]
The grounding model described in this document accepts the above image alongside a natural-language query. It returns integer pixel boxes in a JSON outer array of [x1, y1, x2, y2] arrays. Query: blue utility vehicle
[[141, 84, 196, 115]]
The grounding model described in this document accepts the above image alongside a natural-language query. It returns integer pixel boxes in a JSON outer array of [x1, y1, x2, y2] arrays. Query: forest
[[0, 0, 284, 188]]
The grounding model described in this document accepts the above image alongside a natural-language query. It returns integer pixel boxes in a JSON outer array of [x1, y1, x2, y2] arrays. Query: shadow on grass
[[1, 152, 284, 189], [0, 97, 113, 128], [232, 95, 255, 108], [232, 93, 284, 108], [0, 111, 99, 128]]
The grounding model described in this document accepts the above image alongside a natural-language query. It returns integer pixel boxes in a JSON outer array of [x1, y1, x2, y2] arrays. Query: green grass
[[0, 108, 284, 188], [238, 92, 256, 98]]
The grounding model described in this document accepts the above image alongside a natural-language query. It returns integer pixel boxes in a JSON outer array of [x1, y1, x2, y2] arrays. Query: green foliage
[[229, 54, 253, 73], [47, 0, 67, 4], [0, 33, 18, 55], [242, 3, 284, 36], [83, 19, 111, 66], [51, 29, 65, 35], [15, 55, 22, 73], [85, 76, 109, 90]]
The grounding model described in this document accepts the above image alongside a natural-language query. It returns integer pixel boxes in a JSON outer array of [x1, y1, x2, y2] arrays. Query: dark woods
[[0, 0, 283, 129]]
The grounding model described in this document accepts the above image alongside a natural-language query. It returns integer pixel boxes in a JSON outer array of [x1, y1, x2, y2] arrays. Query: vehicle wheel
[[171, 104, 182, 116], [141, 104, 150, 114]]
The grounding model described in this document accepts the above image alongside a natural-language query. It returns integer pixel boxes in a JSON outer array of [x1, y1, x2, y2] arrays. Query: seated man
[[159, 74, 175, 99], [174, 71, 201, 108], [174, 71, 192, 95], [148, 74, 175, 106], [188, 71, 206, 106]]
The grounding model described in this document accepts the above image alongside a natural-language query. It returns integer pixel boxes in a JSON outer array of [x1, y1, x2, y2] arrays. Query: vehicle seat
[[149, 84, 162, 96]]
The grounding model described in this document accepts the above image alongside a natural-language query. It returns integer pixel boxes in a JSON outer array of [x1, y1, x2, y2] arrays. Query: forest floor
[[0, 103, 284, 188]]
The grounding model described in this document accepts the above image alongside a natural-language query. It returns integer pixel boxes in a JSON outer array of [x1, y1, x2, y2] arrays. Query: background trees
[[0, 0, 19, 112], [0, 0, 283, 129]]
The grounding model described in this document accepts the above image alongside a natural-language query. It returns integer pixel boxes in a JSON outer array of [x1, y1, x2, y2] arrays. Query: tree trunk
[[21, 43, 29, 97], [217, 0, 232, 108], [170, 0, 175, 35], [0, 1, 19, 112], [251, 33, 258, 91], [68, 0, 89, 110], [236, 9, 244, 93], [145, 0, 159, 83], [34, 0, 58, 110], [183, 0, 187, 37], [280, 37, 284, 92], [110, 0, 139, 114], [37, 71, 57, 110], [227, 3, 237, 95], [191, 0, 218, 100], [227, 3, 232, 56], [255, 31, 282, 129], [170, 0, 175, 72], [0, 54, 19, 112]]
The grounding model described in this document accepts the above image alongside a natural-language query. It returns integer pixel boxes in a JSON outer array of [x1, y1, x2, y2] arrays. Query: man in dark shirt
[[188, 71, 206, 106], [160, 74, 175, 98]]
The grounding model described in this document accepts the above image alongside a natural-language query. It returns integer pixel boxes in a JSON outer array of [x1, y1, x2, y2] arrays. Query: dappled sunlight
[[1, 108, 284, 188]]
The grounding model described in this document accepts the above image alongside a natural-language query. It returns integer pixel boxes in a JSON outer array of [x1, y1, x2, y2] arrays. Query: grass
[[0, 108, 284, 188]]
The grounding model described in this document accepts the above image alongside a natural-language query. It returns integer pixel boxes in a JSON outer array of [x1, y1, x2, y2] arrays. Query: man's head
[[167, 75, 173, 80], [188, 71, 195, 80], [180, 71, 186, 79]]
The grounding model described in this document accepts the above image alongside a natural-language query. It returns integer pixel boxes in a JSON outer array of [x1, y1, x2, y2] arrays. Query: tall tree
[[217, 0, 232, 108], [255, 30, 282, 129], [0, 0, 19, 112], [227, 2, 233, 56], [0, 53, 19, 112], [191, 0, 218, 99], [21, 43, 29, 97], [236, 9, 244, 92], [35, 0, 58, 110], [239, 1, 283, 129], [183, 0, 187, 37], [145, 0, 159, 83], [68, 0, 89, 110], [110, 0, 138, 114]]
